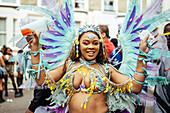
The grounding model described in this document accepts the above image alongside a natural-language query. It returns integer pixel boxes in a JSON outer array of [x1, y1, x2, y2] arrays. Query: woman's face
[[6, 48, 11, 54], [79, 32, 100, 61]]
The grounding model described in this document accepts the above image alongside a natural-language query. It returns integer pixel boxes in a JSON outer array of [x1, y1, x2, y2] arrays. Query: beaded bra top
[[46, 58, 133, 109]]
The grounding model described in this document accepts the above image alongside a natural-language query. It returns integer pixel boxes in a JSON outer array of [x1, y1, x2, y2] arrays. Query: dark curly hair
[[63, 31, 109, 72], [69, 31, 109, 63]]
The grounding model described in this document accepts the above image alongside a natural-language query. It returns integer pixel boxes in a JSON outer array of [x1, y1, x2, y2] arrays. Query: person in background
[[98, 25, 115, 57], [1, 45, 6, 54], [110, 38, 118, 48], [2, 47, 20, 97], [16, 50, 24, 97], [0, 50, 6, 103], [25, 85, 52, 113], [154, 23, 170, 113]]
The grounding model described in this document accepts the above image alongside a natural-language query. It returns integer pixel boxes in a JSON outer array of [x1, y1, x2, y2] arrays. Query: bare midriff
[[69, 92, 108, 113]]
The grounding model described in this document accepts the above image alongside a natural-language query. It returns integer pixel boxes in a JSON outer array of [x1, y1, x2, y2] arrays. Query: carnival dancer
[[16, 0, 170, 112], [29, 27, 151, 113]]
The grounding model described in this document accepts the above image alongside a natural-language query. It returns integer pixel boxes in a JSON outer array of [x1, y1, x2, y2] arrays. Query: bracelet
[[32, 64, 39, 67], [142, 67, 148, 77], [134, 72, 144, 75], [133, 78, 144, 84], [146, 41, 154, 49], [30, 50, 40, 56], [27, 68, 44, 78], [138, 58, 150, 64], [139, 49, 149, 58]]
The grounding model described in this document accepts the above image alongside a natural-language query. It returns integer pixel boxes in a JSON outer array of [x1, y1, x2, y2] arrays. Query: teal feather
[[118, 0, 170, 80], [17, 5, 53, 19], [143, 9, 170, 32], [163, 51, 170, 58], [144, 76, 169, 86]]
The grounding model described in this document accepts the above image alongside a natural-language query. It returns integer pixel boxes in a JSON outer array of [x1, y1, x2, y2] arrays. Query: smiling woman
[[16, 0, 170, 113], [29, 25, 152, 113]]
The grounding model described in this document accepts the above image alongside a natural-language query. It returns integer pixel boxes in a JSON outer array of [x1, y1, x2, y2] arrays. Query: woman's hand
[[29, 31, 41, 51], [139, 34, 158, 54], [139, 34, 150, 54]]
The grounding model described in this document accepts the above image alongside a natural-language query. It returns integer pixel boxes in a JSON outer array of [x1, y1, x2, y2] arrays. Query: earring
[[99, 39, 105, 55], [76, 39, 79, 57]]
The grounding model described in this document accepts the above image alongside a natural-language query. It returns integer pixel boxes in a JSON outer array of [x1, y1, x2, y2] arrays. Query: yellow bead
[[103, 77, 106, 81], [84, 104, 86, 109]]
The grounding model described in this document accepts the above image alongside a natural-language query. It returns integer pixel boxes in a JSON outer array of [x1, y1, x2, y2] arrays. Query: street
[[0, 89, 33, 113]]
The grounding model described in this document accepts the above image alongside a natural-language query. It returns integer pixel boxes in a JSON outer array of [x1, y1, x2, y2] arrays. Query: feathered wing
[[108, 0, 170, 108], [17, 0, 76, 68], [117, 0, 170, 81]]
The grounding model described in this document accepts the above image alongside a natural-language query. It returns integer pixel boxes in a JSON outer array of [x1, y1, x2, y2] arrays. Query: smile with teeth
[[87, 51, 95, 56]]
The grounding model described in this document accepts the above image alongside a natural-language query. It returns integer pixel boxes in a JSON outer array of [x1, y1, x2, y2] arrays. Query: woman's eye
[[94, 42, 99, 45], [83, 42, 88, 45]]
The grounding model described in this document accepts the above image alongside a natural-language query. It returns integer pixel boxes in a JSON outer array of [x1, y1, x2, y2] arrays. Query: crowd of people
[[0, 46, 24, 103]]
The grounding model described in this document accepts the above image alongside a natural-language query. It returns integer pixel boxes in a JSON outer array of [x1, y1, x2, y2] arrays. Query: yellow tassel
[[61, 79, 63, 83], [76, 53, 79, 57], [83, 74, 86, 77], [84, 104, 86, 109], [103, 77, 106, 81], [62, 104, 65, 107], [88, 93, 92, 97], [63, 88, 67, 92]]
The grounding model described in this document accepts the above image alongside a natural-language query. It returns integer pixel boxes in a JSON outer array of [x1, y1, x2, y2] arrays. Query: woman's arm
[[0, 57, 5, 67], [30, 32, 67, 85], [110, 35, 150, 93]]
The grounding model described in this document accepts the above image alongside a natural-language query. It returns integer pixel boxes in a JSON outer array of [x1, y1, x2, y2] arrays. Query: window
[[104, 0, 115, 11], [1, 0, 16, 3], [0, 0, 20, 6], [0, 18, 6, 46], [75, 21, 81, 35], [13, 19, 17, 46], [73, 0, 89, 12]]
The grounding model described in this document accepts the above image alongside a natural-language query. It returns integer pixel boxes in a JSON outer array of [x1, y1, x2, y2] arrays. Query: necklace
[[80, 58, 96, 65]]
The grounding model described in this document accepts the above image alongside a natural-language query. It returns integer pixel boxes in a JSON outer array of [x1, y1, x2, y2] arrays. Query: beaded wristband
[[133, 78, 144, 84], [30, 50, 40, 56], [31, 64, 39, 67], [146, 41, 154, 49], [138, 58, 150, 64], [134, 72, 144, 75], [139, 49, 149, 58]]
